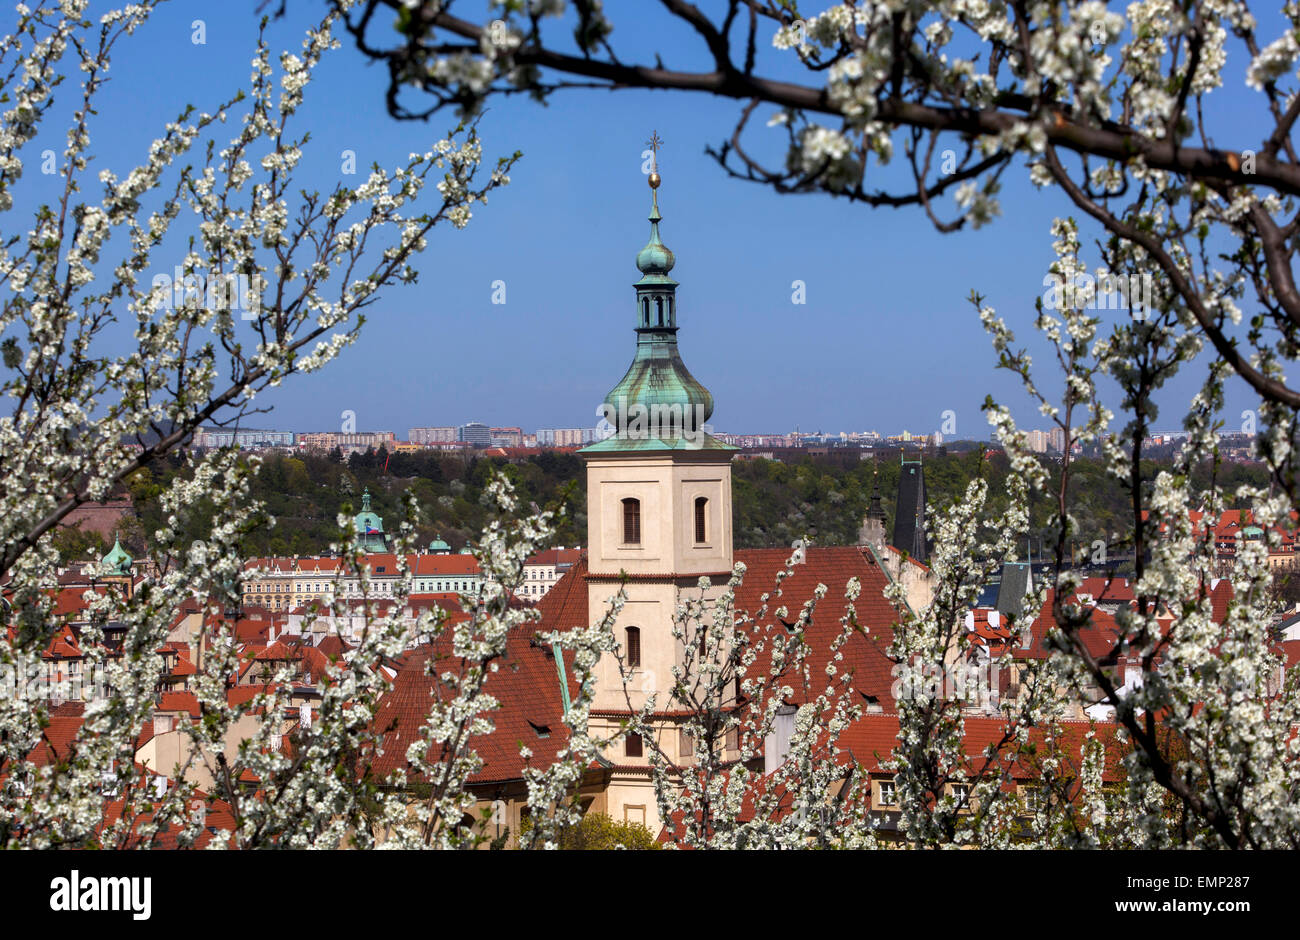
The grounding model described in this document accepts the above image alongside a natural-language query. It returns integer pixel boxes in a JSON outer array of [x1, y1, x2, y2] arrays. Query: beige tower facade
[[578, 157, 738, 831], [583, 451, 736, 830]]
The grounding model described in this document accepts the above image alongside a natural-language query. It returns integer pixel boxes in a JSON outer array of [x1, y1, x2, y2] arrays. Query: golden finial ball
[[648, 171, 661, 189]]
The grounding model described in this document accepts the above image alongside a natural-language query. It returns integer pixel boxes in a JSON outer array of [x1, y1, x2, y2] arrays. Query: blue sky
[[6, 2, 1288, 440]]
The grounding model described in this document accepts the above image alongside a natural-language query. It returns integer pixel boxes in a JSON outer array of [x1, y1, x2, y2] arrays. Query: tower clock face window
[[694, 497, 708, 544], [622, 498, 641, 545]]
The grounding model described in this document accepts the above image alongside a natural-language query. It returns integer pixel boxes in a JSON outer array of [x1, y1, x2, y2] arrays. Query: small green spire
[[636, 130, 675, 284]]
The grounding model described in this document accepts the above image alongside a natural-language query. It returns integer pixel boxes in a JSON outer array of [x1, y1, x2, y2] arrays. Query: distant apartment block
[[1025, 429, 1051, 454], [196, 428, 294, 449], [714, 432, 796, 448], [884, 430, 942, 446], [490, 427, 524, 447], [297, 431, 396, 452], [458, 422, 492, 446], [838, 430, 882, 444], [536, 428, 604, 447], [410, 426, 457, 444]]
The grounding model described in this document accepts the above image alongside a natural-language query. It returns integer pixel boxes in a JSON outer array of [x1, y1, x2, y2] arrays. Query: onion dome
[[101, 537, 132, 576], [635, 177, 676, 277]]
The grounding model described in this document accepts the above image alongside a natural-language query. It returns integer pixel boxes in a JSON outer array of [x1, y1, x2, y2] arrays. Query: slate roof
[[892, 462, 927, 562], [995, 562, 1033, 619]]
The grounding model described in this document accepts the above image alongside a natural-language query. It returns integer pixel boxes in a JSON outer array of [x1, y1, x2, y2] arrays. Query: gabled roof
[[995, 562, 1032, 618]]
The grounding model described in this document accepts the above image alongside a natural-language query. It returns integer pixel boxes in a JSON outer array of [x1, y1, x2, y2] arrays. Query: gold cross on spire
[[646, 130, 664, 171], [646, 131, 664, 203]]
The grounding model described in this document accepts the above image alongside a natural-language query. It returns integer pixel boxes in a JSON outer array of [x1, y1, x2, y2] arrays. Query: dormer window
[[878, 780, 897, 806], [622, 498, 641, 545]]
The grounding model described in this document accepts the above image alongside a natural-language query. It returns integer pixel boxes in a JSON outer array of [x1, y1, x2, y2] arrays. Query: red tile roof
[[730, 547, 900, 709], [368, 547, 905, 788], [410, 554, 480, 577], [369, 630, 576, 785], [525, 548, 584, 567], [157, 691, 201, 717]]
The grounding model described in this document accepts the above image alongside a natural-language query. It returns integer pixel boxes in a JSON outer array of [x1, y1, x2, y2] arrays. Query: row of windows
[[247, 579, 476, 596], [620, 497, 710, 546]]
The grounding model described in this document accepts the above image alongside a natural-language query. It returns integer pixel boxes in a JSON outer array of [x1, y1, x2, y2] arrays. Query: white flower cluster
[[0, 2, 520, 849]]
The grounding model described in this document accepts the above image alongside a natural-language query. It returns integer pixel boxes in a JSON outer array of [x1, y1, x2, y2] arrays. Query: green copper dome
[[101, 537, 132, 576], [353, 488, 387, 552], [583, 168, 732, 455], [428, 535, 451, 553]]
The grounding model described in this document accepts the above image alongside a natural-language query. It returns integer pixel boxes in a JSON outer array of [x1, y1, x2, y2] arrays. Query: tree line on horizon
[[62, 445, 1269, 569]]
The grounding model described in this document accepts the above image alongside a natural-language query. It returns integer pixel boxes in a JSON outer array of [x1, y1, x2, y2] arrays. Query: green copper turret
[[582, 165, 732, 455], [101, 537, 133, 576]]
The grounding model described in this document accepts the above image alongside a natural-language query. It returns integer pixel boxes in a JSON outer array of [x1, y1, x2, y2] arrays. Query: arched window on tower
[[625, 626, 641, 668], [642, 297, 649, 325], [668, 296, 675, 326], [656, 296, 664, 326], [622, 497, 641, 545], [694, 497, 708, 544]]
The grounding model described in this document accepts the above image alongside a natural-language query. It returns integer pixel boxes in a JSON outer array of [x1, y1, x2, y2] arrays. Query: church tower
[[892, 457, 928, 563], [579, 143, 736, 829], [857, 466, 888, 551]]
